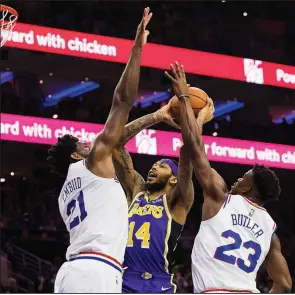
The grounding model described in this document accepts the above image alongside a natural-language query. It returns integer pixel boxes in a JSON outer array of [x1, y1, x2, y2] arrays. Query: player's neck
[[245, 195, 264, 206], [147, 188, 168, 200]]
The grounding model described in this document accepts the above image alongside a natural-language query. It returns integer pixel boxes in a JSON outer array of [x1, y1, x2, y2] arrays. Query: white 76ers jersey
[[192, 194, 276, 293], [58, 160, 128, 264]]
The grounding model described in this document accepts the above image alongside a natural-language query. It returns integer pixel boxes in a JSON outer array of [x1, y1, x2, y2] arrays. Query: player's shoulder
[[134, 191, 148, 202], [231, 194, 274, 221], [129, 191, 148, 206], [67, 159, 87, 176], [69, 159, 84, 170], [227, 194, 265, 210]]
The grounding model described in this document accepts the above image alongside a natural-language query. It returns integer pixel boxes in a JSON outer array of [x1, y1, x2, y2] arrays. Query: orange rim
[[0, 5, 18, 20]]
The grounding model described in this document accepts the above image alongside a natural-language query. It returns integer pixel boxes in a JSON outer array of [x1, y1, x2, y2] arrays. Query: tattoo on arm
[[113, 146, 146, 202], [132, 172, 146, 199], [118, 146, 134, 171], [119, 111, 163, 146]]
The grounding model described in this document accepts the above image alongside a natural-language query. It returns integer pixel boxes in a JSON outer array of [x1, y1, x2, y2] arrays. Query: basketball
[[170, 87, 209, 122]]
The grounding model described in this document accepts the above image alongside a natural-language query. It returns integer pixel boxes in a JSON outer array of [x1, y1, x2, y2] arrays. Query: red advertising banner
[[1, 113, 294, 170], [3, 23, 295, 89]]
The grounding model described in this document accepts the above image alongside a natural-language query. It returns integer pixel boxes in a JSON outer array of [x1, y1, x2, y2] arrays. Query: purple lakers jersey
[[124, 192, 183, 274]]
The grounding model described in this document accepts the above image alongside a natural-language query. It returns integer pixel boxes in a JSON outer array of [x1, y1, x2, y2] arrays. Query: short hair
[[252, 164, 281, 203], [47, 134, 78, 176]]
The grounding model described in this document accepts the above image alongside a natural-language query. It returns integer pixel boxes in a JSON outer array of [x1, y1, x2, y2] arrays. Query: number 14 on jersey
[[127, 222, 151, 249]]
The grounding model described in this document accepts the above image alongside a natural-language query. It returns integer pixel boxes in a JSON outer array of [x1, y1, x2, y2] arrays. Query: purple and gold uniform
[[123, 192, 183, 293]]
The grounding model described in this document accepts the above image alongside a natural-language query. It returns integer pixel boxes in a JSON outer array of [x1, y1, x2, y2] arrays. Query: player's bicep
[[265, 234, 292, 292]]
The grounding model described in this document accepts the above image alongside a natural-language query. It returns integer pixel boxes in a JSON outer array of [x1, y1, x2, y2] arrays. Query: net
[[0, 5, 18, 47]]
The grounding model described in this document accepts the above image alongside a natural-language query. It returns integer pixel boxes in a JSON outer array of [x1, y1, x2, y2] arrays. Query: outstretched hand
[[165, 61, 189, 98], [135, 7, 153, 47]]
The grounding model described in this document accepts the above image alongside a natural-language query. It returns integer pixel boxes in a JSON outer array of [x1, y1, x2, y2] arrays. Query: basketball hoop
[[0, 4, 18, 47]]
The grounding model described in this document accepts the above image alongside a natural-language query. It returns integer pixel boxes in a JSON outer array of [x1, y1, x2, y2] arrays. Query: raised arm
[[88, 8, 152, 169], [165, 62, 227, 206], [169, 115, 206, 218], [113, 101, 180, 204], [265, 234, 292, 293], [167, 143, 194, 224]]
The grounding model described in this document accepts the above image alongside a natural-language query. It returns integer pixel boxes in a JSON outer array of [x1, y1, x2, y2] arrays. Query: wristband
[[178, 93, 190, 100]]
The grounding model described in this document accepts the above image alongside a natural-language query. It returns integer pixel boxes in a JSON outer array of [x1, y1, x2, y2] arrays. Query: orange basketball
[[170, 87, 208, 122]]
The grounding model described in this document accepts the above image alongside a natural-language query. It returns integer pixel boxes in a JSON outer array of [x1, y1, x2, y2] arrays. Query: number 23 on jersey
[[214, 229, 262, 273]]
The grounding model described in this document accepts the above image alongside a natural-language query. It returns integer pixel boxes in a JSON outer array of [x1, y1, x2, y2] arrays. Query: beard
[[146, 179, 167, 193]]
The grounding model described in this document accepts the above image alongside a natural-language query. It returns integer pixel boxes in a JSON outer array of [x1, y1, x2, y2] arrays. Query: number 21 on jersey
[[214, 229, 262, 273], [67, 191, 88, 230], [127, 222, 151, 248]]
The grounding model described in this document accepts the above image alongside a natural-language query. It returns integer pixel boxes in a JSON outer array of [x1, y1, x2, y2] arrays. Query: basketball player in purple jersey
[[165, 62, 292, 293], [112, 99, 213, 293]]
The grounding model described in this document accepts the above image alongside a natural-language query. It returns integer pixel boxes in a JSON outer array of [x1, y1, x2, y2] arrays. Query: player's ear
[[71, 152, 83, 160], [242, 185, 251, 194], [169, 176, 177, 186]]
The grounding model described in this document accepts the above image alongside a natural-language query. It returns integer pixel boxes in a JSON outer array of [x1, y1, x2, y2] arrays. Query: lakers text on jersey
[[191, 194, 276, 294]]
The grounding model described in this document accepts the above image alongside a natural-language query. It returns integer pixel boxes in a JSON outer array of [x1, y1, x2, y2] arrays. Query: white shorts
[[54, 258, 122, 293]]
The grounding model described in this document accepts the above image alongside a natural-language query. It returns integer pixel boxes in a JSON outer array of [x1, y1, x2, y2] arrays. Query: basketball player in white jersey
[[47, 8, 153, 293], [165, 62, 292, 293]]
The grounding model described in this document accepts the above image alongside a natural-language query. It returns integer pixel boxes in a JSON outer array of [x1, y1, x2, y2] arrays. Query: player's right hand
[[134, 7, 153, 47]]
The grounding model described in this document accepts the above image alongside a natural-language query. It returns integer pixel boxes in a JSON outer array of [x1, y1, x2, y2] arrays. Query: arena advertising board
[[3, 23, 295, 89], [1, 113, 294, 170]]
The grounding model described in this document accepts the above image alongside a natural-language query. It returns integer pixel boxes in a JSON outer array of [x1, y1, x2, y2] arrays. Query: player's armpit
[[265, 234, 292, 293]]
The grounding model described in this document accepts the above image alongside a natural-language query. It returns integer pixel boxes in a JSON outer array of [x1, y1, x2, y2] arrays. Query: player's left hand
[[165, 61, 189, 98], [198, 97, 215, 124], [135, 7, 153, 47], [160, 99, 181, 129]]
